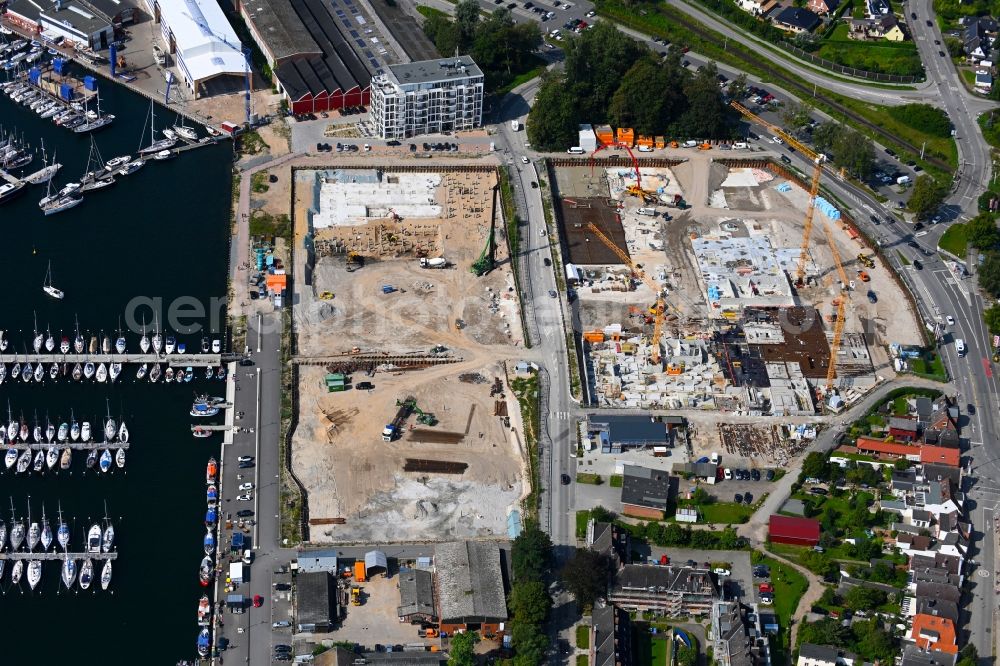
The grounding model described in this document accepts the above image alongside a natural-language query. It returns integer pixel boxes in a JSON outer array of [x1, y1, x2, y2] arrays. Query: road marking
[[980, 569, 991, 577], [984, 358, 994, 378]]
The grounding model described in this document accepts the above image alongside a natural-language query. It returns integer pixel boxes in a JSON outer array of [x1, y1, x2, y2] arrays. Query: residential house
[[909, 614, 958, 654], [921, 462, 961, 487], [891, 469, 917, 497], [848, 16, 906, 41], [807, 0, 839, 15], [964, 17, 999, 61], [797, 643, 858, 666], [917, 480, 963, 523], [609, 564, 717, 616], [976, 70, 993, 92], [909, 508, 932, 529], [936, 531, 968, 558], [879, 498, 906, 514], [915, 597, 959, 624], [588, 520, 631, 569], [592, 604, 632, 666], [853, 437, 920, 461], [911, 566, 961, 587], [919, 445, 960, 468], [914, 582, 961, 605], [620, 466, 676, 520], [736, 0, 779, 15], [915, 396, 934, 427], [889, 416, 919, 441], [773, 7, 821, 33], [901, 644, 958, 666], [865, 0, 889, 19], [712, 601, 755, 666]]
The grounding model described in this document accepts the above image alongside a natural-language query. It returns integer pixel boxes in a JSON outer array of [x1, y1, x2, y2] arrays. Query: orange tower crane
[[585, 223, 673, 364], [729, 101, 849, 393], [730, 102, 825, 287]]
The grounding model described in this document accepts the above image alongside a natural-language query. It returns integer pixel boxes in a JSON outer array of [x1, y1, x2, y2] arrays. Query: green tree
[[844, 585, 886, 611], [512, 622, 550, 665], [984, 303, 1000, 334], [454, 0, 481, 52], [893, 458, 910, 471], [980, 252, 1000, 298], [819, 586, 839, 606], [423, 14, 459, 58], [512, 520, 552, 583], [675, 62, 731, 138], [508, 580, 552, 625], [472, 10, 541, 90], [782, 102, 813, 131], [563, 21, 646, 122], [608, 56, 687, 136], [677, 645, 698, 666], [908, 175, 948, 220], [561, 549, 609, 609], [526, 74, 579, 150], [801, 451, 830, 480], [811, 121, 842, 153], [851, 619, 896, 664], [958, 645, 978, 666], [448, 631, 478, 666], [727, 73, 749, 102], [832, 129, 875, 180], [966, 213, 1000, 249], [590, 506, 615, 523], [691, 486, 714, 505], [797, 617, 850, 646]]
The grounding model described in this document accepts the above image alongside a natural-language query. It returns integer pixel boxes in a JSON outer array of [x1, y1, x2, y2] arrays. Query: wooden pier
[[0, 353, 224, 367], [191, 425, 230, 432], [4, 441, 129, 451], [0, 551, 117, 561]]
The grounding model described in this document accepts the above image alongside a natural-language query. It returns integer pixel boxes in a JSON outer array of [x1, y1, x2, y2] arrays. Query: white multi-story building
[[369, 56, 484, 139]]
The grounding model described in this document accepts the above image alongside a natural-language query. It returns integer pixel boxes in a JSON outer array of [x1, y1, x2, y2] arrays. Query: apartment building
[[369, 56, 484, 139]]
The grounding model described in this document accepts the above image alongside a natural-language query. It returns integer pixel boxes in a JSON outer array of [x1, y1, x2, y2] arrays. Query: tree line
[[421, 1, 542, 92], [527, 22, 735, 150]]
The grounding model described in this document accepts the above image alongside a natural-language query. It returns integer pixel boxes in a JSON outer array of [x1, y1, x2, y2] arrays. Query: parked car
[[713, 567, 731, 576], [760, 593, 774, 605], [751, 469, 761, 481], [759, 583, 773, 593], [238, 456, 254, 463], [273, 583, 292, 591], [744, 492, 753, 504], [734, 493, 743, 503], [765, 469, 775, 480], [237, 509, 254, 517], [272, 620, 292, 628]]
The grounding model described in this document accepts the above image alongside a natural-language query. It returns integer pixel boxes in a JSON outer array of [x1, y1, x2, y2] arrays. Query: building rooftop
[[798, 643, 857, 664], [387, 56, 483, 86], [612, 564, 716, 597], [398, 569, 435, 619], [158, 0, 247, 83], [901, 644, 957, 666], [592, 605, 631, 666], [621, 466, 674, 510], [911, 614, 958, 653], [588, 415, 668, 444], [435, 541, 507, 623], [39, 0, 111, 35], [920, 445, 960, 467], [240, 0, 321, 61], [273, 0, 374, 102], [775, 6, 821, 30], [298, 549, 340, 573], [297, 571, 336, 626], [853, 437, 917, 458], [769, 515, 820, 541]]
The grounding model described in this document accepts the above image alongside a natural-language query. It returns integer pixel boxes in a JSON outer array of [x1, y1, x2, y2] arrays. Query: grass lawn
[[633, 628, 670, 666], [892, 395, 910, 415], [577, 473, 604, 485], [577, 655, 589, 666], [698, 501, 756, 524], [816, 23, 923, 77], [961, 68, 977, 86], [493, 59, 546, 96], [577, 625, 591, 649], [415, 4, 449, 18], [911, 352, 948, 381], [979, 110, 1000, 149], [610, 475, 624, 488], [938, 222, 969, 257], [755, 554, 808, 661], [576, 510, 590, 539], [896, 251, 911, 265]]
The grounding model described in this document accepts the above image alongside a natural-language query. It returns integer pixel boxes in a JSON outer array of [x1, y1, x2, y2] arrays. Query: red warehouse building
[[239, 0, 373, 114], [768, 515, 820, 547]]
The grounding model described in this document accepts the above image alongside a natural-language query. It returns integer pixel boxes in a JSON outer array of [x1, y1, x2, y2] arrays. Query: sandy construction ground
[[290, 166, 529, 543]]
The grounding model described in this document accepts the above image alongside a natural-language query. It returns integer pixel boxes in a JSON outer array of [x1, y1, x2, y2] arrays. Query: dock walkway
[[0, 353, 224, 367], [5, 441, 129, 451], [0, 551, 118, 561]]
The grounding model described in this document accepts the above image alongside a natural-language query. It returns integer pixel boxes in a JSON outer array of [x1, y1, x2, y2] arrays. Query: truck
[[419, 257, 447, 269], [511, 120, 521, 131], [382, 396, 415, 441], [381, 285, 396, 294], [636, 207, 657, 217], [351, 586, 362, 605]]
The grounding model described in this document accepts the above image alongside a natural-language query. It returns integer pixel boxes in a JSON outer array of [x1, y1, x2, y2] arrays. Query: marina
[[0, 33, 233, 660]]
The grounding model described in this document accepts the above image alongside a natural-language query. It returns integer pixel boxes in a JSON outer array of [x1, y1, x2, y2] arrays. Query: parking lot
[[640, 548, 759, 604]]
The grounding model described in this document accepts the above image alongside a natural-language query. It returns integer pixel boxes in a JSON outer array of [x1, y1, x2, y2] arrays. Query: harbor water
[[1, 67, 233, 663]]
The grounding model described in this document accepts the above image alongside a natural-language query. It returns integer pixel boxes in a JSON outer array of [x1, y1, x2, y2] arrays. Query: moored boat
[[100, 559, 111, 590], [79, 558, 93, 590], [99, 449, 111, 473]]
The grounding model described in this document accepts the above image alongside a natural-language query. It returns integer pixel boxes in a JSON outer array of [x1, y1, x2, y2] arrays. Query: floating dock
[[0, 353, 224, 367], [3, 441, 129, 451], [0, 551, 117, 561]]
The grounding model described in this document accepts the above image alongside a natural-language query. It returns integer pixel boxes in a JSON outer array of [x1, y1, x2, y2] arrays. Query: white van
[[637, 145, 653, 152], [733, 142, 747, 150], [636, 207, 657, 216], [956, 339, 966, 355], [896, 175, 911, 186], [567, 147, 585, 154], [683, 140, 698, 148]]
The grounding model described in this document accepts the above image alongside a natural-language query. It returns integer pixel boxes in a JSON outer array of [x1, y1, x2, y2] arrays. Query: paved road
[[213, 312, 295, 665]]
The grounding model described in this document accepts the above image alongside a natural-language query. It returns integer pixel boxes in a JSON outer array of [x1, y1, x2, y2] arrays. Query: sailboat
[[72, 90, 114, 133], [86, 523, 101, 553], [136, 363, 148, 380], [42, 261, 64, 299], [115, 448, 125, 468], [74, 316, 84, 353], [118, 421, 129, 443], [9, 500, 24, 550], [45, 445, 58, 470], [40, 505, 52, 550], [24, 142, 61, 185], [16, 449, 30, 473], [0, 519, 5, 551], [151, 314, 162, 354], [100, 559, 112, 590], [27, 560, 41, 589], [109, 362, 121, 382], [56, 503, 69, 550], [149, 363, 161, 383], [59, 447, 71, 470], [114, 321, 126, 354], [42, 261, 68, 300], [138, 100, 177, 155], [38, 174, 82, 215], [62, 554, 77, 588], [79, 558, 93, 590], [95, 363, 107, 382], [44, 326, 54, 351], [101, 505, 114, 552], [10, 559, 23, 585], [26, 504, 39, 550], [173, 116, 198, 142], [32, 313, 42, 352], [79, 137, 115, 192], [139, 316, 150, 353], [99, 449, 111, 473]]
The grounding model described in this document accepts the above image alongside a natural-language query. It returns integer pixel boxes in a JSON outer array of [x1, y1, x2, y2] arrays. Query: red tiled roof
[[920, 445, 960, 467], [854, 437, 917, 457], [911, 614, 958, 653]]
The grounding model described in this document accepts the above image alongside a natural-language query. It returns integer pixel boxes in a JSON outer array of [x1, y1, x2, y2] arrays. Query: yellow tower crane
[[731, 102, 825, 287], [585, 223, 672, 365], [729, 101, 848, 393]]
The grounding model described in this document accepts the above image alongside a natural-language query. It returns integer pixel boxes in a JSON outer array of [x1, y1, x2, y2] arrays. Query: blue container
[[83, 75, 97, 91], [52, 57, 65, 75], [109, 44, 117, 77], [59, 83, 73, 101], [28, 67, 41, 85]]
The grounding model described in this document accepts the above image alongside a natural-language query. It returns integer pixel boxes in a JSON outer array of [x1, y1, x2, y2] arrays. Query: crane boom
[[730, 101, 825, 285], [585, 223, 666, 364]]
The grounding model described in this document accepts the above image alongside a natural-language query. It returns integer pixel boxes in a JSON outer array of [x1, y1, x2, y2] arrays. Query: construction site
[[290, 165, 529, 544], [551, 115, 922, 415]]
